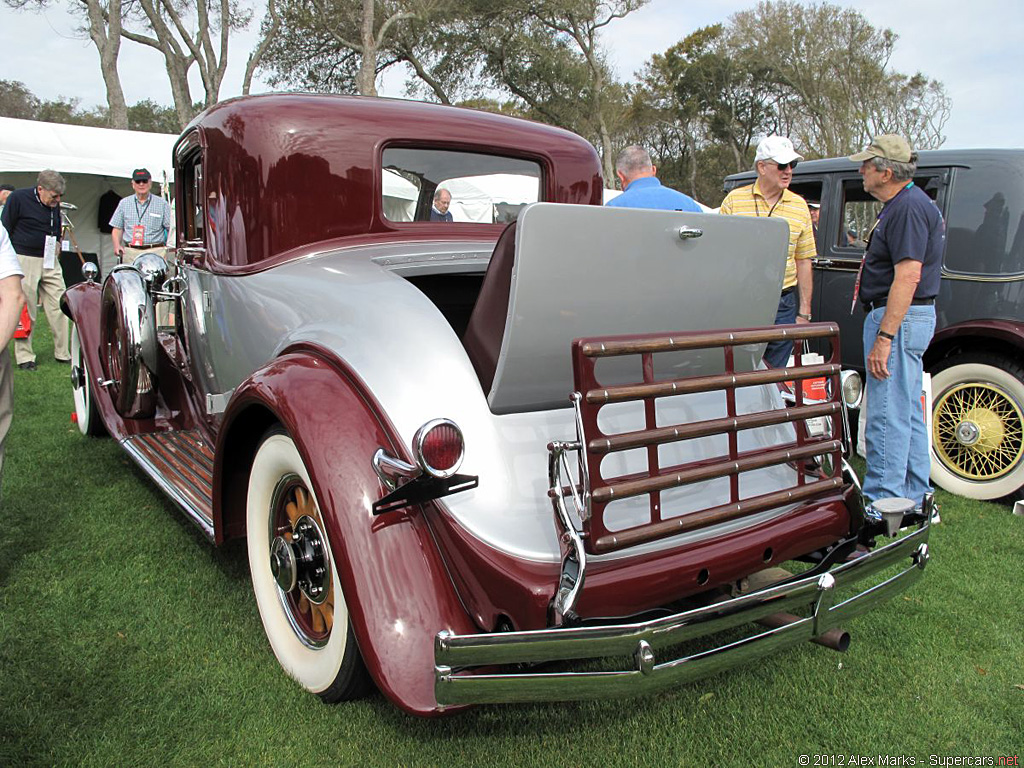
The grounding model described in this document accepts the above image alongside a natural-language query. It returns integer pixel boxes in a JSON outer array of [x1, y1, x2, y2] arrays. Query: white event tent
[[0, 116, 178, 276]]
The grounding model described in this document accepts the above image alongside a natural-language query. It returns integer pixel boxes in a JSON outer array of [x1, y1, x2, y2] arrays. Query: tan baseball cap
[[848, 135, 913, 163]]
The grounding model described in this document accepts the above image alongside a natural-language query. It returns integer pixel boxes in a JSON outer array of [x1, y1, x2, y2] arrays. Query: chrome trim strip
[[435, 521, 929, 705], [819, 261, 1024, 284], [121, 437, 215, 539], [939, 271, 1024, 283]]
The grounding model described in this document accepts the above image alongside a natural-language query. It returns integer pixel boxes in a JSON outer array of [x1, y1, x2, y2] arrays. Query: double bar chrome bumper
[[435, 521, 930, 707]]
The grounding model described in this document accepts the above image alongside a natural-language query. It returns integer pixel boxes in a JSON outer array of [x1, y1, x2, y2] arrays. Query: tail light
[[414, 419, 464, 478]]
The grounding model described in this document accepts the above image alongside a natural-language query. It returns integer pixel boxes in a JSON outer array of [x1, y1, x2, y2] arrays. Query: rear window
[[381, 148, 542, 224], [944, 161, 1024, 276]]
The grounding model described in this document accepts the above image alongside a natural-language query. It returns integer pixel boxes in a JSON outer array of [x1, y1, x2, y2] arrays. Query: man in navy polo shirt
[[605, 146, 702, 212], [0, 169, 70, 370], [850, 135, 944, 512]]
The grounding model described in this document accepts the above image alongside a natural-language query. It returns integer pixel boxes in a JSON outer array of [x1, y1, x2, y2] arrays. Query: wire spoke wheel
[[930, 354, 1024, 501], [934, 382, 1023, 480]]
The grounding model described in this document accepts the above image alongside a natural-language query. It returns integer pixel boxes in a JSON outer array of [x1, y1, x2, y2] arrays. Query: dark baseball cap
[[132, 168, 152, 182]]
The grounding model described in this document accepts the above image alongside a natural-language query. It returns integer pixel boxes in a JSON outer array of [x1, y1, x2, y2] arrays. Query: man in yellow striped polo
[[720, 135, 815, 367]]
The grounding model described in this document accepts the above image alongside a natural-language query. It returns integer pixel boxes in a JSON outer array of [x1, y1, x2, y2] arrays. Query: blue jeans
[[862, 305, 936, 506], [764, 289, 797, 368]]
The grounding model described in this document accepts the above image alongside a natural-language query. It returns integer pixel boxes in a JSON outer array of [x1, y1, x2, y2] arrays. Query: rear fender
[[925, 318, 1024, 370], [219, 348, 477, 716]]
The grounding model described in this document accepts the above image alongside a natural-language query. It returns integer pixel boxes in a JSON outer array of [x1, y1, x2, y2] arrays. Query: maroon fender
[[62, 282, 197, 440], [926, 317, 1024, 368], [218, 350, 478, 717], [61, 282, 130, 438]]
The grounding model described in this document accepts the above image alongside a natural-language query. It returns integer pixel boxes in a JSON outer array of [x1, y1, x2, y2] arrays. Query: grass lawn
[[1, 315, 1021, 767]]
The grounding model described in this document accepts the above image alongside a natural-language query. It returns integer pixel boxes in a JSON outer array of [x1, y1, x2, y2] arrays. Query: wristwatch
[[797, 313, 811, 320], [877, 329, 895, 341]]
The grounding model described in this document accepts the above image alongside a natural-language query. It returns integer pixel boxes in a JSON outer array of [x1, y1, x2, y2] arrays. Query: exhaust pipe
[[757, 611, 850, 652]]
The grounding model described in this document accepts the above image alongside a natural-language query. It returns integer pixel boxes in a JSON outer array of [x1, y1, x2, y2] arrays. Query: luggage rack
[[548, 323, 846, 622]]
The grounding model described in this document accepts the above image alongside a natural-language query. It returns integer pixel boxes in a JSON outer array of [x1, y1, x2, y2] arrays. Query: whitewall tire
[[930, 354, 1024, 501], [70, 324, 105, 437], [246, 429, 371, 701]]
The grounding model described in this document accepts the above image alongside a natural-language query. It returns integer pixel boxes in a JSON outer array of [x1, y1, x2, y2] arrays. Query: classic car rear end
[[61, 94, 930, 717]]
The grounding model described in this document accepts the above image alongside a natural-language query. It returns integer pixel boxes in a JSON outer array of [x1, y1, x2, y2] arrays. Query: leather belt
[[133, 243, 166, 249], [862, 297, 935, 311], [780, 286, 796, 297]]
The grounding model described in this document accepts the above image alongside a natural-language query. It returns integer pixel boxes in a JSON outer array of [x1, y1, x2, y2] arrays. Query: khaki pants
[[14, 254, 69, 365], [0, 346, 12, 498], [121, 246, 168, 265]]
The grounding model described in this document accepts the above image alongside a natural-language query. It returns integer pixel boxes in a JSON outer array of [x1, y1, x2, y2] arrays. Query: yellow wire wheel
[[930, 356, 1024, 500]]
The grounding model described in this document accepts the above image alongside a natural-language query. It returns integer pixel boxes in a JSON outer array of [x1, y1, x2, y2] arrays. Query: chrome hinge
[[206, 390, 232, 414], [202, 291, 213, 312]]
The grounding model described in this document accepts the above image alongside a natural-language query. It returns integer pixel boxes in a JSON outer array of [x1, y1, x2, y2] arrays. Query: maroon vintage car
[[63, 94, 931, 716]]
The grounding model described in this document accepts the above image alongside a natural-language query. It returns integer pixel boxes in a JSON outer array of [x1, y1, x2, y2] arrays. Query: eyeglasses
[[775, 161, 798, 171]]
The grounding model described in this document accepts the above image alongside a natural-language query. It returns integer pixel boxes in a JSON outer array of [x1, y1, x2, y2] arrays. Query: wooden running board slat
[[121, 430, 215, 539]]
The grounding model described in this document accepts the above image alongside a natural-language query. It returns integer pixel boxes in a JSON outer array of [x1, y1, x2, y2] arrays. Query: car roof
[[724, 148, 1024, 186]]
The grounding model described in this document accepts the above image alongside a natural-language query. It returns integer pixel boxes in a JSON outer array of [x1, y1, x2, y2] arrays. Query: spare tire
[[100, 265, 158, 418]]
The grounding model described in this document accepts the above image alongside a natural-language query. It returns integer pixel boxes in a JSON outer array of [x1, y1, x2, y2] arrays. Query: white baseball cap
[[755, 135, 803, 165]]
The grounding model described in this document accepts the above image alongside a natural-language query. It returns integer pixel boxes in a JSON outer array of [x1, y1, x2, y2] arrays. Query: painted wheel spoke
[[934, 380, 1024, 481]]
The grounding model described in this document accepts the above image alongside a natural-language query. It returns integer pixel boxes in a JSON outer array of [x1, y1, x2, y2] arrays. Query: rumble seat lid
[[486, 203, 791, 414]]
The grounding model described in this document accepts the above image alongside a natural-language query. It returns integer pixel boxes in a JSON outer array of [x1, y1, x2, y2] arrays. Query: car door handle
[[813, 258, 834, 268], [677, 226, 703, 240]]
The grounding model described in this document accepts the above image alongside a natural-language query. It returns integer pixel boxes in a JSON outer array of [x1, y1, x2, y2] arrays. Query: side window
[[838, 179, 881, 254], [381, 148, 542, 224], [788, 178, 824, 253], [944, 161, 1024, 276], [179, 152, 204, 243], [837, 172, 943, 256]]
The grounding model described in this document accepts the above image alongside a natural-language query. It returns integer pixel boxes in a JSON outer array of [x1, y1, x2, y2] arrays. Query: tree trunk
[[356, 0, 377, 96], [166, 54, 195, 129], [84, 0, 129, 129], [243, 0, 279, 95]]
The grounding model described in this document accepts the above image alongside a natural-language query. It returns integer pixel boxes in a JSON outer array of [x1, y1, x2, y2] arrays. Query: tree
[[519, 0, 647, 181], [260, 0, 443, 97], [4, 0, 130, 127], [127, 99, 181, 133], [727, 0, 949, 155], [115, 0, 254, 128], [460, 0, 643, 181], [0, 80, 42, 120]]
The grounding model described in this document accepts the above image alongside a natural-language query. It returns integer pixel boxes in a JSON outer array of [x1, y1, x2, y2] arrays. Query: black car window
[[838, 179, 881, 252], [944, 161, 1024, 276], [837, 173, 942, 254]]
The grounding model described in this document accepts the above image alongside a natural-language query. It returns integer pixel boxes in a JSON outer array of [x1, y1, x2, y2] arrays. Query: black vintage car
[[726, 149, 1024, 503]]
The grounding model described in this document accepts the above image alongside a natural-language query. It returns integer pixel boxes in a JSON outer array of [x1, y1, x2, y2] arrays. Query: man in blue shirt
[[850, 134, 943, 514], [605, 146, 702, 212]]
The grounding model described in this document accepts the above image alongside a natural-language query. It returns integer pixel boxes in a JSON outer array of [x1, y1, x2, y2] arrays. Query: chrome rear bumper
[[434, 520, 929, 707]]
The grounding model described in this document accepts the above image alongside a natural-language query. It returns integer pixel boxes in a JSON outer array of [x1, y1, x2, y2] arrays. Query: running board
[[121, 430, 215, 539]]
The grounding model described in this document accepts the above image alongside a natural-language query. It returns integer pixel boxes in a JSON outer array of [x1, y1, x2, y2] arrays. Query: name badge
[[131, 225, 146, 246], [43, 235, 58, 270]]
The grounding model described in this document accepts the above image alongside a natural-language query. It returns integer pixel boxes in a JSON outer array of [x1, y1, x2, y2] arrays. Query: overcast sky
[[4, 0, 1022, 149]]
